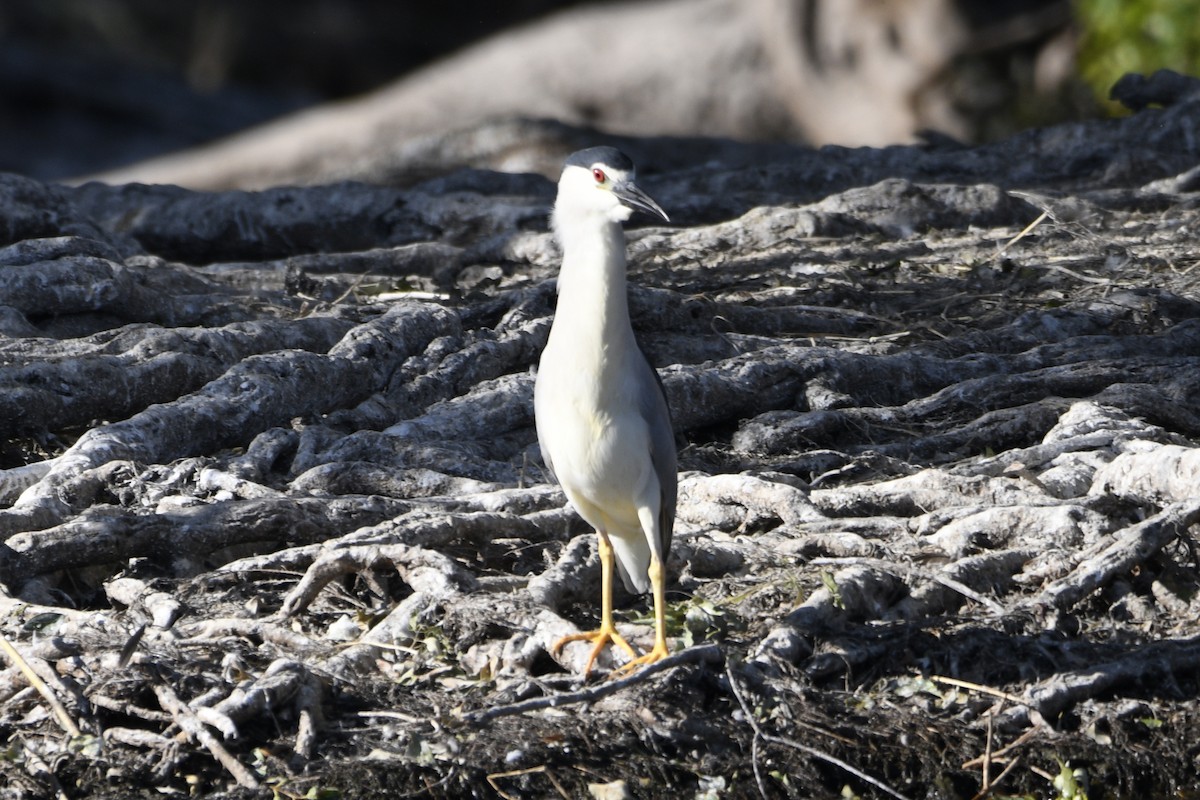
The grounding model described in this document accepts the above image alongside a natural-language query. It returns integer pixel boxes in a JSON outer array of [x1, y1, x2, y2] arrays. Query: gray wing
[[635, 345, 677, 558]]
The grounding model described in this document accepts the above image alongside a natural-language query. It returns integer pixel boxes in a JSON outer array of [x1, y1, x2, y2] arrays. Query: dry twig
[[0, 635, 81, 737], [725, 662, 914, 800], [153, 680, 261, 790], [462, 644, 722, 725]]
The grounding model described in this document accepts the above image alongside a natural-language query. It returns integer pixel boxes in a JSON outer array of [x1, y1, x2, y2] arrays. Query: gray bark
[[4, 73, 1200, 797]]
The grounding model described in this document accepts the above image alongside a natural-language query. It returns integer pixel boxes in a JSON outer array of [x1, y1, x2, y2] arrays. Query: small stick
[[0, 634, 81, 737], [725, 666, 768, 800], [962, 727, 1039, 769], [971, 752, 1023, 800], [983, 711, 993, 789], [154, 681, 260, 790], [725, 663, 914, 800], [929, 674, 1026, 706], [462, 644, 721, 725], [486, 765, 570, 800], [930, 575, 1008, 616], [995, 211, 1048, 259]]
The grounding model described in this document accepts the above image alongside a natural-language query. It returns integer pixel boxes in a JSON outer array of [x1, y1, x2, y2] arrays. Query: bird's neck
[[553, 219, 632, 341]]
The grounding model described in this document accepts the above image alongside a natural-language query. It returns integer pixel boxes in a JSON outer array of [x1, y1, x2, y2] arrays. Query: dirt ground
[[4, 79, 1200, 799]]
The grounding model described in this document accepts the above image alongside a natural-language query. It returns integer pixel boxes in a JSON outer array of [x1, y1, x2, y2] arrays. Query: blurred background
[[0, 0, 1197, 187]]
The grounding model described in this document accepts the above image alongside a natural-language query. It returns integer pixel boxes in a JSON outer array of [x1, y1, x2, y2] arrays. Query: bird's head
[[554, 147, 669, 227]]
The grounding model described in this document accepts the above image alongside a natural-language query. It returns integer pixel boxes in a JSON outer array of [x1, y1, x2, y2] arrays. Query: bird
[[534, 146, 677, 677]]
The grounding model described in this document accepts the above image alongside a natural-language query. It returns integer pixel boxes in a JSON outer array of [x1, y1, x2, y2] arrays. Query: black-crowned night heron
[[535, 146, 677, 676]]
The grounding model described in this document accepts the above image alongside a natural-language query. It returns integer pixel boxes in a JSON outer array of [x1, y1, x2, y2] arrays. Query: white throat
[[550, 207, 632, 347]]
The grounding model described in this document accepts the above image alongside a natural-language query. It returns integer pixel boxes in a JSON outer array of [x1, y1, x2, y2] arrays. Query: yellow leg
[[551, 534, 640, 676], [611, 554, 669, 677]]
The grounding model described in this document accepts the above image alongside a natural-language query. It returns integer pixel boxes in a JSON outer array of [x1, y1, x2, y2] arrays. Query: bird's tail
[[609, 524, 652, 595]]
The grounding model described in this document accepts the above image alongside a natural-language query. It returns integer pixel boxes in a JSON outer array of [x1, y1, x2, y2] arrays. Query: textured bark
[[4, 80, 1200, 797]]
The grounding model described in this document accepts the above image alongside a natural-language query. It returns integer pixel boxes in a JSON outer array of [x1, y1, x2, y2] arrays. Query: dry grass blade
[[486, 765, 571, 800], [995, 210, 1048, 259], [930, 675, 1026, 706]]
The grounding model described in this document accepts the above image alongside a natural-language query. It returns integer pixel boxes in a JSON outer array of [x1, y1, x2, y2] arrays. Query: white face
[[556, 163, 636, 224]]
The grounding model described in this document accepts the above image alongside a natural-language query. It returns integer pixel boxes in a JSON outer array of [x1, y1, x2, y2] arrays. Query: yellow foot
[[552, 626, 640, 677], [610, 640, 670, 679]]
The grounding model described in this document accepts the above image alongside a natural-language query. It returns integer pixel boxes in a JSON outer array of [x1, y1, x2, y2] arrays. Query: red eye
[[592, 168, 606, 183]]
